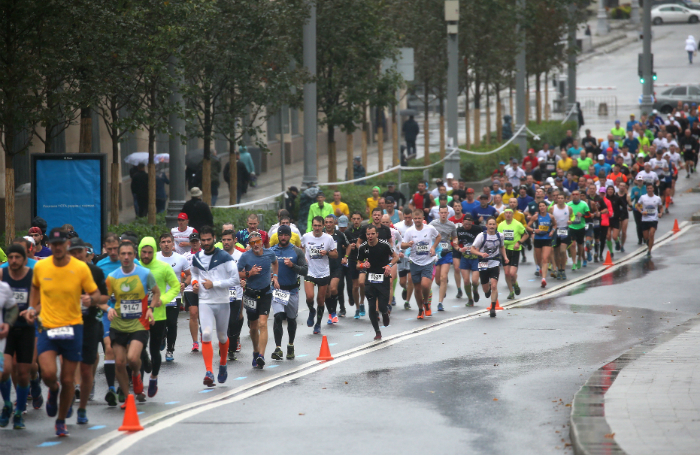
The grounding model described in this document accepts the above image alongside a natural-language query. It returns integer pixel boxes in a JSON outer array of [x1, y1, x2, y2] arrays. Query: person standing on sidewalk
[[182, 188, 213, 233], [402, 115, 419, 158], [685, 35, 697, 64]]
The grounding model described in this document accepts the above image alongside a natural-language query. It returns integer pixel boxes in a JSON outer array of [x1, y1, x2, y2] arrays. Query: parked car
[[651, 4, 699, 24], [653, 85, 700, 113]]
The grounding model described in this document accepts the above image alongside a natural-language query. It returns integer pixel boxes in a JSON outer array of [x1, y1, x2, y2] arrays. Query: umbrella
[[124, 152, 170, 166], [399, 109, 418, 117], [185, 148, 220, 168]]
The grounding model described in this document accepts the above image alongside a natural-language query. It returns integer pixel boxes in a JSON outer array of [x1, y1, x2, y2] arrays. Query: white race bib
[[120, 299, 142, 319], [478, 261, 489, 270], [229, 287, 238, 302], [12, 291, 27, 305], [557, 228, 568, 237], [272, 290, 290, 305], [593, 219, 600, 227], [368, 273, 384, 283], [503, 231, 514, 241], [415, 244, 430, 255], [46, 326, 74, 340], [439, 241, 450, 251], [309, 247, 322, 259], [243, 295, 257, 310]]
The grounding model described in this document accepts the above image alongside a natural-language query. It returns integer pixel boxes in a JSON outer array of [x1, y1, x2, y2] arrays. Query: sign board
[[382, 48, 415, 82], [32, 153, 107, 251]]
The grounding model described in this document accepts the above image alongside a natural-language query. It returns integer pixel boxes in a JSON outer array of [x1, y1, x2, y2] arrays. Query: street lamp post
[[630, 0, 640, 25], [166, 55, 186, 230], [445, 1, 460, 178], [597, 0, 609, 36], [640, 0, 654, 115], [301, 2, 318, 190], [514, 0, 528, 157], [566, 3, 578, 131]]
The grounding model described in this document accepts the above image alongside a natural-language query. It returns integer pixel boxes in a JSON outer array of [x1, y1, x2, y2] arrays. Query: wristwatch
[[246, 271, 250, 278]]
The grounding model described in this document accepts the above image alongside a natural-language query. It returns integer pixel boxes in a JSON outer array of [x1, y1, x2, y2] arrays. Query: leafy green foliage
[[527, 120, 578, 150]]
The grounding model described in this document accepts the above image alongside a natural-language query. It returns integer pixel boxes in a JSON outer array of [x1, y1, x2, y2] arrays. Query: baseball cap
[[28, 226, 42, 235], [445, 173, 454, 179], [438, 194, 447, 200], [178, 212, 188, 220], [463, 213, 473, 221], [479, 194, 489, 199], [615, 120, 620, 124], [606, 147, 613, 153], [189, 232, 200, 241], [190, 187, 203, 197], [528, 148, 535, 153], [597, 154, 605, 160], [636, 174, 643, 181], [466, 188, 475, 193], [385, 196, 395, 204], [23, 236, 35, 246], [338, 215, 349, 227], [277, 225, 292, 236], [47, 228, 70, 244], [499, 161, 506, 165], [68, 237, 87, 250]]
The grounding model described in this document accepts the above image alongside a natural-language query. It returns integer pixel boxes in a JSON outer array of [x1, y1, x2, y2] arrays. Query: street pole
[[640, 0, 653, 116], [515, 0, 527, 157], [166, 55, 186, 230], [301, 2, 318, 190], [597, 0, 609, 36], [445, 1, 460, 178], [279, 108, 286, 194], [630, 0, 640, 25], [566, 4, 578, 131]]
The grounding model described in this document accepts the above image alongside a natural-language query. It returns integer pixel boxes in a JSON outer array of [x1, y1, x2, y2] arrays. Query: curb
[[569, 315, 700, 455]]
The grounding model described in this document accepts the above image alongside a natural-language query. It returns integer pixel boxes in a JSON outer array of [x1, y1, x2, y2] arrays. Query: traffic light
[[652, 72, 657, 81], [640, 77, 645, 84], [637, 53, 654, 83]]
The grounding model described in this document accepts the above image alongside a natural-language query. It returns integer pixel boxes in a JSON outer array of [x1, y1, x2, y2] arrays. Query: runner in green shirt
[[566, 189, 591, 270], [497, 209, 529, 301]]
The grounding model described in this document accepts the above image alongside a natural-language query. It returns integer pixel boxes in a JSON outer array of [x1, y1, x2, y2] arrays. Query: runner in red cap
[[171, 213, 197, 256]]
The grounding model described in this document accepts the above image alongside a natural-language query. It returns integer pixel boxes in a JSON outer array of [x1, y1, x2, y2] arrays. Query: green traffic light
[[640, 78, 645, 84], [652, 73, 657, 81]]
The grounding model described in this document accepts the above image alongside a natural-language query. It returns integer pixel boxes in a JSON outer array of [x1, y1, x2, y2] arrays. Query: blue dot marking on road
[[234, 376, 247, 380], [88, 425, 107, 430], [165, 401, 180, 405], [354, 333, 364, 336], [137, 411, 145, 415], [199, 389, 213, 393], [296, 354, 308, 358], [267, 365, 279, 368], [528, 279, 536, 281], [405, 318, 414, 320], [329, 343, 337, 346], [452, 305, 461, 307], [37, 442, 61, 447]]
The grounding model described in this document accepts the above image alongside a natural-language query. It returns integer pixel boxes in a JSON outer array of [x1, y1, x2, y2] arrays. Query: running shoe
[[473, 290, 480, 303], [30, 378, 43, 410], [541, 278, 547, 288], [192, 341, 200, 352], [620, 246, 625, 253], [105, 387, 117, 407], [332, 313, 339, 324], [55, 420, 69, 437], [142, 352, 152, 374], [424, 304, 432, 316], [236, 338, 241, 352], [339, 308, 346, 317], [0, 403, 12, 427], [374, 332, 382, 341], [132, 374, 144, 395], [484, 288, 491, 299], [507, 291, 515, 300], [610, 251, 614, 259], [271, 347, 284, 360], [404, 302, 411, 310], [359, 304, 366, 317], [218, 365, 228, 384], [77, 408, 88, 425], [327, 315, 333, 325], [46, 387, 59, 417], [402, 289, 407, 300], [228, 350, 237, 362], [160, 337, 166, 351], [615, 240, 620, 251], [535, 267, 540, 277], [583, 260, 588, 268], [382, 312, 390, 327], [118, 387, 125, 403], [256, 356, 266, 369], [166, 350, 174, 362], [313, 323, 321, 334], [513, 282, 521, 296], [466, 298, 474, 307], [587, 251, 593, 262], [571, 263, 578, 271], [286, 344, 295, 360], [437, 303, 444, 311], [577, 260, 582, 270], [456, 288, 463, 299], [391, 296, 397, 306], [203, 371, 216, 387], [13, 411, 25, 429], [489, 303, 496, 318], [354, 310, 360, 319], [66, 397, 74, 419], [148, 378, 158, 398], [561, 271, 567, 280], [252, 352, 259, 368], [74, 385, 81, 401], [307, 307, 317, 327], [594, 255, 599, 263], [416, 310, 424, 320]]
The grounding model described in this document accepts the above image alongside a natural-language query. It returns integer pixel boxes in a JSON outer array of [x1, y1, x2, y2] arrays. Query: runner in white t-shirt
[[157, 233, 190, 362], [301, 216, 338, 335], [400, 210, 440, 320], [171, 213, 197, 255], [635, 183, 664, 257]]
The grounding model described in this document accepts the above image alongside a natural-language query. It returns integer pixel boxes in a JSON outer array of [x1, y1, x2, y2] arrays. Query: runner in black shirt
[[356, 225, 398, 341], [344, 212, 364, 313], [454, 214, 484, 306], [324, 215, 350, 321], [356, 208, 391, 318]]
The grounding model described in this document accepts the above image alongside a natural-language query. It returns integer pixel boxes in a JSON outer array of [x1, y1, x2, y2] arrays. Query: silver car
[[651, 4, 700, 24], [653, 85, 700, 113]]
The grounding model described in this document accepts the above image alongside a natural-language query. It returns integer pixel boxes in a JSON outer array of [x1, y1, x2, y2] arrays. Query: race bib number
[[120, 300, 142, 319], [415, 244, 430, 255], [439, 241, 450, 251], [272, 290, 290, 305], [538, 225, 549, 232], [478, 261, 489, 271], [593, 219, 600, 227], [686, 144, 692, 150], [243, 295, 257, 310], [557, 228, 568, 237], [503, 230, 514, 241], [46, 326, 74, 340], [309, 247, 322, 259], [166, 297, 179, 307], [229, 287, 238, 302], [575, 213, 582, 223], [546, 163, 555, 171], [368, 273, 384, 283], [12, 290, 28, 311], [645, 205, 656, 215]]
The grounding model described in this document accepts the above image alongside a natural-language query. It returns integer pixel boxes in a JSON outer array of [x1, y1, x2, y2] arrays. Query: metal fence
[[578, 95, 618, 116]]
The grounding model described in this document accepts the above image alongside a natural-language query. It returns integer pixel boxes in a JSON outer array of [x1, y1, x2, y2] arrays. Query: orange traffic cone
[[672, 219, 681, 234], [603, 251, 614, 266], [316, 335, 334, 361], [118, 394, 144, 432]]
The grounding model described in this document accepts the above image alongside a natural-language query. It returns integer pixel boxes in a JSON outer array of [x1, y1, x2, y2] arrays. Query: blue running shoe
[[165, 350, 174, 362], [354, 310, 360, 319], [55, 420, 69, 437], [391, 296, 396, 306], [13, 411, 25, 429], [252, 352, 259, 368], [359, 304, 366, 317], [218, 365, 228, 384], [313, 323, 321, 334], [66, 395, 74, 419], [46, 387, 59, 417], [437, 303, 444, 311], [77, 408, 88, 425], [203, 371, 216, 387], [587, 251, 593, 262], [160, 337, 166, 351], [582, 260, 588, 268], [30, 378, 43, 410], [0, 403, 12, 427], [327, 315, 333, 325], [307, 308, 316, 327], [147, 378, 158, 398]]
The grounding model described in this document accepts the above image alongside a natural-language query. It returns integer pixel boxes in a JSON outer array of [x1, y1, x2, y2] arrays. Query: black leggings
[[149, 320, 166, 377], [366, 285, 389, 333], [228, 300, 244, 353], [597, 226, 609, 256], [339, 265, 354, 307], [165, 305, 179, 352], [273, 313, 297, 346], [633, 210, 643, 243]]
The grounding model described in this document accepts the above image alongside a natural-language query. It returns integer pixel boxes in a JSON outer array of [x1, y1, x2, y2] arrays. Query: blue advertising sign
[[32, 154, 107, 251]]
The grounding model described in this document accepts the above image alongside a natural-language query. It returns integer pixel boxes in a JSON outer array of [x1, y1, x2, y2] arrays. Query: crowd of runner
[[0, 107, 691, 437]]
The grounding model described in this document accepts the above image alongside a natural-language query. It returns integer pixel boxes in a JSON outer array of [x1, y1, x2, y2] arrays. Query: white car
[[652, 4, 699, 24]]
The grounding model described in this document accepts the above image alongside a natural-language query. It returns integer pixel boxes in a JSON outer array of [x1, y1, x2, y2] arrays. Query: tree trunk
[[377, 125, 383, 172], [496, 83, 503, 143], [79, 108, 92, 153], [328, 125, 337, 183], [536, 72, 542, 124], [391, 104, 399, 167], [202, 96, 212, 206], [439, 96, 445, 158], [525, 75, 530, 124], [424, 79, 430, 165], [346, 132, 353, 180], [361, 126, 368, 170], [5, 168, 14, 244], [229, 139, 237, 205], [544, 72, 550, 121], [485, 85, 491, 146], [509, 76, 514, 118], [110, 101, 120, 226], [473, 79, 481, 147], [147, 88, 157, 224], [465, 77, 471, 147]]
